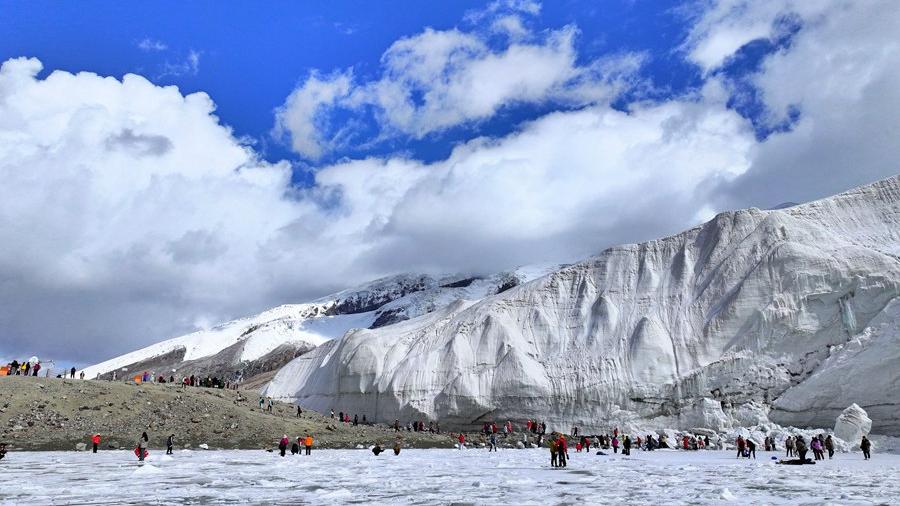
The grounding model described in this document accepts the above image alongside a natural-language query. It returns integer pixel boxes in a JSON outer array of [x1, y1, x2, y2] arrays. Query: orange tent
[[0, 366, 8, 376], [133, 374, 142, 384]]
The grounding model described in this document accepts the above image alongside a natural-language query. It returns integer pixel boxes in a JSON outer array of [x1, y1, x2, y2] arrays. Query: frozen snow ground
[[0, 448, 896, 505]]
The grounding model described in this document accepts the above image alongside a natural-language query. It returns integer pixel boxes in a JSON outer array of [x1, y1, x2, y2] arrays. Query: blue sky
[[1, 0, 712, 168], [2, 0, 899, 364]]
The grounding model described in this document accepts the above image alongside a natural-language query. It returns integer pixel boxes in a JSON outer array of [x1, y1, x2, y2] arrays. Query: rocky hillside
[[263, 176, 900, 435], [0, 376, 454, 451]]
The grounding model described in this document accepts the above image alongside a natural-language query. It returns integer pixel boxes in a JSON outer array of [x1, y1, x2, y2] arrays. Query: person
[[683, 435, 690, 450], [746, 439, 756, 459], [549, 437, 558, 467], [372, 443, 384, 456], [0, 442, 6, 461], [557, 435, 568, 468], [91, 434, 101, 453], [353, 414, 358, 426], [393, 437, 402, 456], [458, 433, 466, 450], [623, 435, 632, 456], [136, 432, 149, 461], [291, 439, 300, 455], [166, 434, 175, 455], [811, 437, 822, 460], [297, 406, 302, 418], [331, 409, 335, 419], [278, 435, 289, 457], [267, 398, 273, 413], [785, 436, 794, 457], [571, 426, 578, 437], [79, 371, 85, 380], [258, 397, 264, 409], [861, 436, 871, 460], [736, 436, 746, 459], [795, 435, 808, 461], [825, 435, 834, 459], [70, 367, 76, 379], [488, 432, 498, 452], [612, 435, 619, 454], [304, 434, 313, 455]]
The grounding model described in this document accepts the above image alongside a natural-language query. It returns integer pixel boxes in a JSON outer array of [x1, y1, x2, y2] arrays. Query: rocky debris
[[834, 404, 873, 447]]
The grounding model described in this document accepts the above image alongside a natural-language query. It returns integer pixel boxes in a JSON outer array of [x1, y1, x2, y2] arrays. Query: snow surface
[[263, 176, 900, 434], [81, 304, 371, 379], [82, 264, 559, 380], [1, 449, 898, 505]]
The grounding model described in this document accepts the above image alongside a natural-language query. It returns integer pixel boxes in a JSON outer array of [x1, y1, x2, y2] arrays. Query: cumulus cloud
[[275, 11, 642, 160], [4, 0, 899, 366], [683, 0, 900, 207]]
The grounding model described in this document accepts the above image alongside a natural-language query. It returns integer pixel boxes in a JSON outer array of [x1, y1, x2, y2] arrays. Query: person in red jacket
[[458, 433, 466, 450], [278, 435, 289, 457], [91, 434, 101, 453], [557, 435, 568, 467]]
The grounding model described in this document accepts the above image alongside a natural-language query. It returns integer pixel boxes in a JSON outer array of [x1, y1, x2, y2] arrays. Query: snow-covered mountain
[[82, 267, 558, 384], [263, 176, 900, 435]]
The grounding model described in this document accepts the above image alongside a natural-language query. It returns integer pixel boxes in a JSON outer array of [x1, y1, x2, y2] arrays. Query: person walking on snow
[[488, 432, 498, 452], [549, 437, 558, 467], [825, 435, 835, 459], [91, 434, 100, 453], [166, 434, 175, 455], [861, 436, 872, 460], [458, 433, 466, 450], [746, 439, 756, 459], [557, 435, 568, 468], [136, 432, 149, 461], [612, 435, 619, 454], [278, 435, 289, 457]]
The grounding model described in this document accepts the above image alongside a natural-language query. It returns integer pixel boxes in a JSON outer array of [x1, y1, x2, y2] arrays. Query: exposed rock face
[[264, 176, 900, 434], [833, 404, 873, 446]]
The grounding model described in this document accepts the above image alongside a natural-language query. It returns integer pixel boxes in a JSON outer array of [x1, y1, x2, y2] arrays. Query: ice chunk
[[834, 404, 872, 447]]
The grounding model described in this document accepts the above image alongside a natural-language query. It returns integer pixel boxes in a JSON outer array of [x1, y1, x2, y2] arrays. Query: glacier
[[263, 176, 900, 435]]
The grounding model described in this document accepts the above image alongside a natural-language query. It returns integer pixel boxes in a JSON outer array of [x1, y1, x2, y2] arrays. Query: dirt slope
[[0, 376, 455, 451]]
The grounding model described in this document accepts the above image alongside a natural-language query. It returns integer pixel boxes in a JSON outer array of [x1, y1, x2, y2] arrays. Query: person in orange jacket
[[304, 433, 313, 455], [91, 434, 101, 453]]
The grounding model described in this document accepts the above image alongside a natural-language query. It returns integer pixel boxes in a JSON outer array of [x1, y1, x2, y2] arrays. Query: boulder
[[834, 404, 872, 446], [515, 441, 525, 449], [75, 442, 87, 451], [198, 443, 209, 450]]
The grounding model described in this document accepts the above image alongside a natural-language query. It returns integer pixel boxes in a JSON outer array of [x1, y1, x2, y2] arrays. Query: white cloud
[[276, 19, 641, 159], [686, 0, 900, 207], [0, 55, 754, 363], [274, 70, 354, 160], [158, 49, 201, 78], [137, 38, 168, 52], [5, 0, 899, 365]]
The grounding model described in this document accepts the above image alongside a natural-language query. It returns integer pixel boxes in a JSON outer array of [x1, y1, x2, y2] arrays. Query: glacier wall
[[264, 176, 900, 434]]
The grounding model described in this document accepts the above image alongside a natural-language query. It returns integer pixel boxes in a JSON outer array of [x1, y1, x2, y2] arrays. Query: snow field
[[1, 448, 897, 505]]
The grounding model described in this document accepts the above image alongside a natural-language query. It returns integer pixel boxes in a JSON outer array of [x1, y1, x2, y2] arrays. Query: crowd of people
[[1, 359, 81, 379], [278, 433, 314, 456]]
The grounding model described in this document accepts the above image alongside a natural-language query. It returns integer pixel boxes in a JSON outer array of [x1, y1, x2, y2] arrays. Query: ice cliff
[[264, 176, 900, 434]]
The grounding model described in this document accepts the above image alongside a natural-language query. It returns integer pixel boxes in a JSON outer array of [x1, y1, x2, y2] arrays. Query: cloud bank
[[2, 0, 899, 363]]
